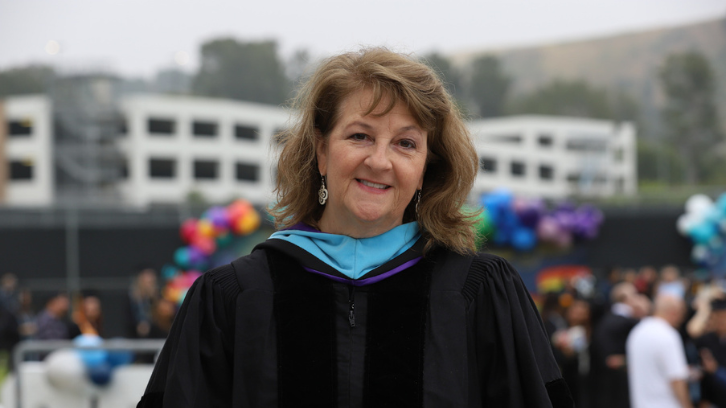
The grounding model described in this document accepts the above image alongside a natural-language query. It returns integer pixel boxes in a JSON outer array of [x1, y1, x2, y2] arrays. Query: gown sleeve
[[468, 254, 574, 408], [137, 264, 240, 408]]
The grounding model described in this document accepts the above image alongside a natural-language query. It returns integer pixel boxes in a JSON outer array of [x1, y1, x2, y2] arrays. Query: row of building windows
[[5, 118, 280, 141], [479, 157, 554, 181], [146, 118, 284, 141], [479, 157, 621, 186], [6, 159, 260, 183], [148, 158, 260, 182]]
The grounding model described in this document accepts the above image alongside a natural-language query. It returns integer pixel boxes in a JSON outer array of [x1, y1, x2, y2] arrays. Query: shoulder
[[461, 252, 522, 304]]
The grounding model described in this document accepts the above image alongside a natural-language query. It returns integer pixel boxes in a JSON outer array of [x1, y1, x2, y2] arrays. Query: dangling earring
[[415, 189, 422, 218], [318, 175, 328, 205]]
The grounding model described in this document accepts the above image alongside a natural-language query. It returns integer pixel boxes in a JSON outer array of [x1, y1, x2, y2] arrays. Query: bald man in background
[[626, 294, 691, 408]]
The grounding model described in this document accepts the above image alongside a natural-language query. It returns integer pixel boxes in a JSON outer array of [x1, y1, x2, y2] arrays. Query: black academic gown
[[138, 239, 573, 408]]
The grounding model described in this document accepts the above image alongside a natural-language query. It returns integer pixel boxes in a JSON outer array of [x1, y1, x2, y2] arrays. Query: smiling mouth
[[358, 179, 390, 189]]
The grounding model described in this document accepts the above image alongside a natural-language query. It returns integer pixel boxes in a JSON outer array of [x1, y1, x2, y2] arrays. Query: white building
[[470, 115, 637, 199], [0, 95, 636, 208], [0, 95, 54, 207], [118, 94, 291, 207]]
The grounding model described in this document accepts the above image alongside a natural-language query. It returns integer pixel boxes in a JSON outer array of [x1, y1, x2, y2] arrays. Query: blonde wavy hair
[[270, 48, 479, 254]]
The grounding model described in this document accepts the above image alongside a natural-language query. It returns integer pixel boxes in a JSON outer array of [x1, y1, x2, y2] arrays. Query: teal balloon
[[690, 222, 716, 245], [174, 247, 191, 269]]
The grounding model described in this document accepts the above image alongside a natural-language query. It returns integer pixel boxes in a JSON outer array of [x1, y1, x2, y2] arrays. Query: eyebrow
[[344, 121, 423, 134]]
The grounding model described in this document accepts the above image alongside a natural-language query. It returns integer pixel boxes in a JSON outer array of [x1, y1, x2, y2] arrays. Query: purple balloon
[[204, 206, 229, 229]]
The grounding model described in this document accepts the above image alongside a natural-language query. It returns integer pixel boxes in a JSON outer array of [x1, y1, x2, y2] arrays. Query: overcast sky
[[1, 0, 724, 78]]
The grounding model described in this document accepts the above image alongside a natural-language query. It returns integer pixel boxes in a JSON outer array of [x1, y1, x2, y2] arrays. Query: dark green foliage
[[0, 65, 54, 97], [507, 79, 639, 122], [659, 51, 724, 184], [192, 39, 290, 105], [468, 56, 512, 118], [636, 138, 686, 183], [421, 52, 462, 100]]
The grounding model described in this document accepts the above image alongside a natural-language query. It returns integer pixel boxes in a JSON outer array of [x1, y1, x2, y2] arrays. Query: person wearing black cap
[[694, 297, 726, 406]]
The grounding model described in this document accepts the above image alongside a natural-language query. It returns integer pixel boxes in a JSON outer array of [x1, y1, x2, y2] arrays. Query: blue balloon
[[87, 362, 113, 386], [74, 334, 107, 368], [512, 228, 537, 251], [107, 350, 133, 368]]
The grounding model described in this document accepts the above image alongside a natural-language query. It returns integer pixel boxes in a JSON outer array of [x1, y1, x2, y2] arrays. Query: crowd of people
[[2, 262, 726, 407], [0, 268, 176, 368], [544, 264, 726, 408]]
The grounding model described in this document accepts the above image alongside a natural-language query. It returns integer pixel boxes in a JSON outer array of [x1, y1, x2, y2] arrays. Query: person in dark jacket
[[590, 282, 644, 408], [137, 47, 573, 408]]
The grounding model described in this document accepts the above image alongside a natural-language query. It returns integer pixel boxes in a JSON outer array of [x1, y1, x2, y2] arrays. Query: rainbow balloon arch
[[677, 192, 726, 273], [162, 199, 265, 305], [473, 189, 604, 252]]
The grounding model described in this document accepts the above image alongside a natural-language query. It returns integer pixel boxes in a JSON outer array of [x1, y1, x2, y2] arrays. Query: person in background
[[551, 297, 592, 408], [35, 292, 72, 340], [634, 265, 658, 299], [590, 282, 642, 408], [147, 298, 176, 339], [627, 294, 692, 408], [17, 288, 36, 340], [127, 268, 160, 338], [0, 273, 20, 315], [694, 297, 726, 407], [657, 265, 687, 299]]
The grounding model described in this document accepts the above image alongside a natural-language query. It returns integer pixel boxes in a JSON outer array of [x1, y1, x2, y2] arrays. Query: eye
[[398, 139, 416, 149], [349, 133, 368, 141]]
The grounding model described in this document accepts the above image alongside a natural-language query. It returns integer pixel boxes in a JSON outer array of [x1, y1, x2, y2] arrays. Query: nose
[[364, 141, 392, 171]]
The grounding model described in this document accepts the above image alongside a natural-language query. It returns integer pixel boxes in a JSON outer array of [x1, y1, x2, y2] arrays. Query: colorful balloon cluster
[[677, 193, 726, 271], [475, 189, 604, 251], [165, 199, 261, 304]]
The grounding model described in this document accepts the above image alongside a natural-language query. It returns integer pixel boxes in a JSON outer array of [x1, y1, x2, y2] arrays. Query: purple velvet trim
[[284, 223, 320, 233], [302, 257, 423, 287]]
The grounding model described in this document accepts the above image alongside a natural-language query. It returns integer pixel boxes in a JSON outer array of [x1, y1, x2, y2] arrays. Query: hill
[[453, 16, 726, 137]]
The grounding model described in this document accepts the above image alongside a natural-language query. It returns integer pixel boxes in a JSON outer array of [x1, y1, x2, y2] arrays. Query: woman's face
[[316, 88, 427, 237]]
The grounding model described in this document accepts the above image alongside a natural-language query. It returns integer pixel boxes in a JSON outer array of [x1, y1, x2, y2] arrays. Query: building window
[[118, 117, 128, 136], [613, 148, 624, 163], [566, 138, 607, 152], [537, 134, 553, 147], [235, 162, 259, 182], [235, 124, 258, 141], [539, 165, 553, 180], [9, 160, 33, 180], [480, 157, 497, 173], [193, 121, 218, 138], [510, 161, 526, 177], [194, 160, 218, 180], [148, 118, 175, 135], [149, 158, 176, 179], [7, 119, 32, 137], [489, 134, 522, 144], [566, 173, 581, 183], [616, 177, 625, 192]]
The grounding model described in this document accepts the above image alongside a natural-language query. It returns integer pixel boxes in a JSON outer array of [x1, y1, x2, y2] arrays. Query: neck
[[317, 211, 401, 238]]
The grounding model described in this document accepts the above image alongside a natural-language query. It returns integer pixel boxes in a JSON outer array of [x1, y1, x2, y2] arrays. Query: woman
[[137, 48, 572, 408]]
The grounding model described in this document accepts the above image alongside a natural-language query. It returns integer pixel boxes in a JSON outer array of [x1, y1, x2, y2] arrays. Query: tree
[[0, 65, 54, 97], [468, 55, 512, 118], [421, 52, 462, 100], [192, 39, 289, 105], [507, 80, 638, 122], [659, 51, 723, 184]]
